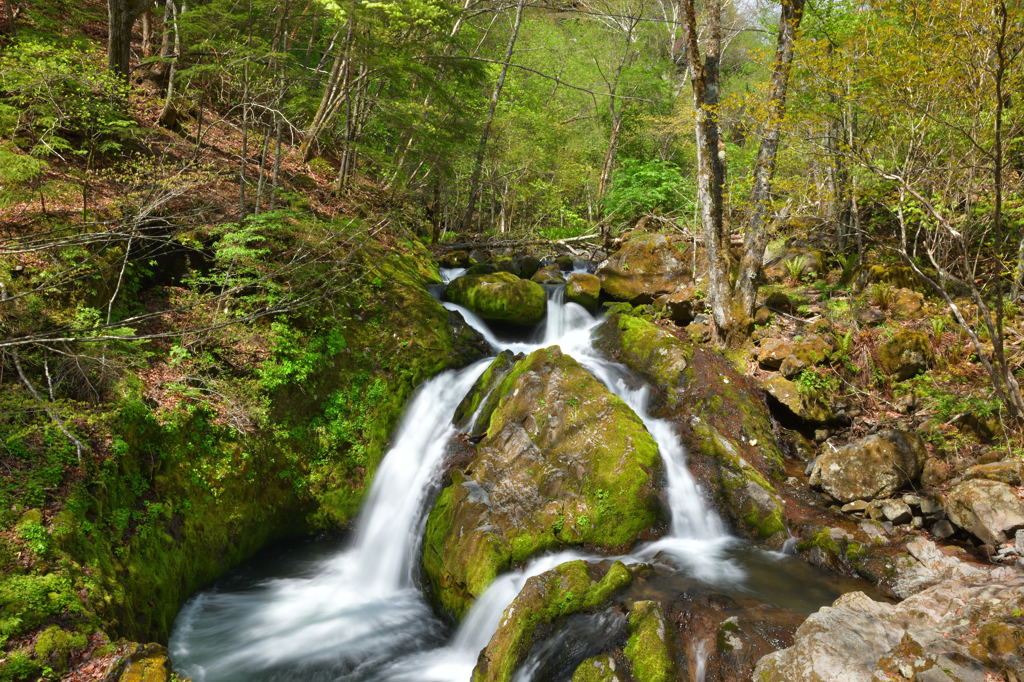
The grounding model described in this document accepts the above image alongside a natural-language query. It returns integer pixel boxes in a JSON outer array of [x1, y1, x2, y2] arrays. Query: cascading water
[[171, 275, 853, 682]]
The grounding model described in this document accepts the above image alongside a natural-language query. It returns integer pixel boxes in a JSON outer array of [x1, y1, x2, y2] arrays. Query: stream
[[169, 267, 864, 682]]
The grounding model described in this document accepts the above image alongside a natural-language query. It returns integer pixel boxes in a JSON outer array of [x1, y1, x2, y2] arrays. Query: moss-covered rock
[[446, 271, 547, 326], [652, 283, 702, 325], [531, 264, 565, 284], [877, 329, 932, 381], [32, 625, 87, 671], [809, 430, 926, 503], [453, 350, 522, 436], [566, 273, 601, 308], [763, 375, 834, 425], [422, 347, 663, 617], [471, 560, 633, 682], [571, 654, 625, 682], [623, 600, 674, 682], [117, 643, 171, 682], [596, 234, 691, 303], [595, 313, 788, 547]]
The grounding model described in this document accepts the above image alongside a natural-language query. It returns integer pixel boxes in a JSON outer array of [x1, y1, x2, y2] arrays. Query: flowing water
[[170, 268, 857, 681]]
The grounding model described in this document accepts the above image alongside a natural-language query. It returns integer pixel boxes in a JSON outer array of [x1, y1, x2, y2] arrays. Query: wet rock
[[963, 459, 1024, 486], [448, 309, 492, 366], [117, 644, 172, 682], [596, 234, 691, 303], [453, 350, 521, 436], [566, 273, 601, 308], [439, 250, 470, 267], [754, 575, 1024, 681], [514, 255, 541, 279], [944, 478, 1024, 545], [571, 654, 624, 682], [757, 338, 793, 370], [446, 272, 547, 326], [471, 560, 633, 682], [555, 254, 575, 271], [809, 430, 926, 503], [653, 284, 703, 326], [596, 313, 788, 547], [623, 601, 674, 682], [422, 348, 663, 617], [763, 375, 833, 425], [877, 329, 932, 381], [531, 264, 565, 284]]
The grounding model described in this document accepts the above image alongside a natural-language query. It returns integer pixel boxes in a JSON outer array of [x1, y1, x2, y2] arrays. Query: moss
[[595, 314, 692, 392], [471, 560, 633, 682], [571, 654, 622, 682], [624, 600, 674, 682], [445, 272, 546, 326], [0, 651, 40, 682], [33, 625, 87, 671]]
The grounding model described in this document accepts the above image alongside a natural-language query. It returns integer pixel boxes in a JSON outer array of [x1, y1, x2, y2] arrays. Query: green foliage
[[604, 159, 693, 225], [795, 367, 839, 400]]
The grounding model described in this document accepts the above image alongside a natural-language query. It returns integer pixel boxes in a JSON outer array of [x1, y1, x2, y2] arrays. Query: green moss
[[570, 654, 622, 682], [471, 561, 632, 682], [624, 600, 674, 682], [445, 272, 546, 326], [33, 625, 87, 671]]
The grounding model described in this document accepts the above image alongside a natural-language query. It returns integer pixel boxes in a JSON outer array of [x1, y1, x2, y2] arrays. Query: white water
[[170, 279, 737, 682]]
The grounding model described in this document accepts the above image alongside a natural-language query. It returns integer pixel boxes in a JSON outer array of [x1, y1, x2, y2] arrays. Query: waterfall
[[170, 282, 738, 682]]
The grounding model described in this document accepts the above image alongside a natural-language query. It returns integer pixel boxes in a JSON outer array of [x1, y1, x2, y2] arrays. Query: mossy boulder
[[809, 430, 926, 503], [453, 350, 521, 436], [32, 626, 87, 672], [531, 264, 565, 284], [439, 250, 470, 267], [446, 271, 547, 326], [763, 375, 834, 425], [422, 347, 663, 617], [117, 643, 172, 682], [596, 234, 691, 303], [471, 560, 633, 682], [623, 600, 674, 682], [652, 284, 703, 325], [566, 273, 601, 308], [877, 329, 932, 381], [595, 313, 788, 547], [571, 654, 625, 681]]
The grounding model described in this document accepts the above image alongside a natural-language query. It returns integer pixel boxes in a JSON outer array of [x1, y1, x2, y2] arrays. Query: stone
[[514, 255, 541, 279], [891, 287, 924, 317], [439, 250, 470, 267], [963, 460, 1024, 486], [1016, 529, 1024, 554], [623, 600, 674, 682], [944, 478, 1024, 546], [764, 375, 834, 425], [531, 263, 565, 284], [555, 254, 575, 270], [754, 576, 1024, 681], [877, 329, 932, 381], [753, 305, 773, 325], [779, 354, 807, 378], [808, 430, 926, 503], [468, 248, 490, 265], [841, 500, 869, 514], [445, 271, 547, 326], [764, 290, 795, 313], [118, 644, 171, 682], [757, 338, 794, 370], [571, 655, 624, 682], [872, 499, 913, 524], [653, 284, 702, 325], [566, 273, 601, 308], [855, 307, 886, 326], [596, 233, 690, 303], [422, 347, 663, 617]]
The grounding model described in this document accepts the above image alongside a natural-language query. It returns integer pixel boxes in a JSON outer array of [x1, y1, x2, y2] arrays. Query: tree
[[108, 0, 152, 76]]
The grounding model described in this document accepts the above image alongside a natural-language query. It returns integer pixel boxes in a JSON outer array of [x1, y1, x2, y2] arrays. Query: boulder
[[596, 234, 690, 303], [446, 272, 547, 326], [779, 334, 833, 378], [422, 347, 663, 617], [622, 601, 674, 682], [944, 478, 1024, 545], [809, 430, 926, 503], [117, 644, 172, 682], [514, 255, 541, 279], [652, 284, 702, 325], [571, 655, 624, 681], [531, 264, 565, 284], [891, 287, 924, 317], [596, 313, 788, 547], [471, 560, 633, 682], [763, 375, 833, 425], [757, 338, 794, 370], [963, 459, 1024, 486], [754, 576, 1024, 681], [468, 248, 490, 265], [439, 250, 470, 268], [555, 254, 575, 271], [566, 273, 601, 308], [877, 329, 932, 381], [763, 247, 825, 283]]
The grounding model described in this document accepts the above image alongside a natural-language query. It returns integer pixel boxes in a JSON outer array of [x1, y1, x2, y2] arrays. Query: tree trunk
[[460, 0, 525, 232], [107, 0, 152, 76], [733, 0, 805, 319]]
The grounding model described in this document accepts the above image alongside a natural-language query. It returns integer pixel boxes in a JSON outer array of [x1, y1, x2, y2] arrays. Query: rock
[[763, 248, 825, 283], [1017, 528, 1024, 554], [891, 287, 924, 317], [623, 601, 674, 682], [596, 233, 690, 303], [571, 654, 624, 682], [471, 560, 633, 682], [854, 307, 885, 326], [446, 272, 547, 326], [763, 290, 796, 313], [877, 329, 932, 381], [841, 500, 869, 514], [809, 430, 926, 503], [920, 456, 953, 488], [531, 263, 565, 284], [764, 375, 834, 425], [117, 644, 171, 682], [903, 493, 942, 516], [439, 250, 470, 267], [963, 459, 1024, 486], [757, 338, 794, 370], [566, 273, 601, 308], [596, 313, 788, 547], [453, 350, 521, 436], [555, 254, 575, 271], [753, 305, 773, 325], [754, 576, 1024, 681], [422, 347, 663, 617], [514, 255, 541, 279], [652, 284, 703, 325], [468, 248, 490, 265], [868, 499, 912, 524], [931, 519, 954, 539], [779, 333, 834, 377], [448, 309, 492, 366], [944, 478, 1024, 545]]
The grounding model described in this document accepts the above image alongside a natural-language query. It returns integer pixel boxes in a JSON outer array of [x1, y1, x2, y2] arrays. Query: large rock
[[445, 271, 546, 326], [422, 348, 663, 617], [471, 560, 633, 682], [763, 375, 834, 425], [566, 273, 601, 308], [596, 234, 690, 303], [809, 430, 926, 503], [596, 313, 788, 547], [878, 329, 932, 381], [754, 576, 1024, 681], [944, 478, 1024, 545], [652, 284, 703, 325], [622, 601, 674, 682]]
